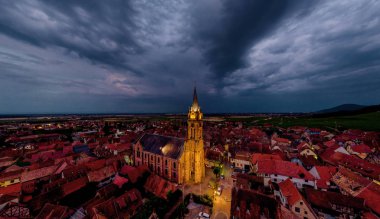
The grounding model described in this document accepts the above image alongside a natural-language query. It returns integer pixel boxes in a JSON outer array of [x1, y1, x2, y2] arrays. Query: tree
[[213, 166, 221, 178]]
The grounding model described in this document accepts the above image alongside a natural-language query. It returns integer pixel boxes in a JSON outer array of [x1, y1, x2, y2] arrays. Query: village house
[[230, 151, 251, 172], [231, 188, 279, 219], [308, 166, 337, 190], [271, 136, 291, 151], [253, 159, 316, 189], [274, 179, 317, 219], [305, 188, 366, 218], [346, 143, 373, 159]]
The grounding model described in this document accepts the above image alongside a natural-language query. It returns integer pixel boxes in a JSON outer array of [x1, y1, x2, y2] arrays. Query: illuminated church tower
[[182, 87, 205, 183]]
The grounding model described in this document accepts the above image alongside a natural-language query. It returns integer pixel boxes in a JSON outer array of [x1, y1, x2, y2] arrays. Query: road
[[184, 164, 232, 219]]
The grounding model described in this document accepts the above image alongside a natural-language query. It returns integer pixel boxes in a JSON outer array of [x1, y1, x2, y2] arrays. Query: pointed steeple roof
[[192, 86, 199, 107]]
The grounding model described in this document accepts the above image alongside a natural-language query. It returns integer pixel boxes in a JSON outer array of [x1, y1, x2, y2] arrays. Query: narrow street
[[183, 165, 232, 219]]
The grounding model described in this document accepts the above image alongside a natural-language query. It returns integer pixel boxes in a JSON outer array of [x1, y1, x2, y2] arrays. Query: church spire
[[192, 86, 198, 107]]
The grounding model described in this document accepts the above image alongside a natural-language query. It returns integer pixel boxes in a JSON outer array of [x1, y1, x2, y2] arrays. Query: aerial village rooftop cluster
[[0, 116, 379, 218]]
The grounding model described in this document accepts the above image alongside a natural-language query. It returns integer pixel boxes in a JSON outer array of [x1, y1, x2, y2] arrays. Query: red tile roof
[[272, 137, 291, 144], [85, 159, 106, 171], [257, 160, 314, 180], [61, 177, 88, 196], [87, 165, 115, 182], [114, 188, 142, 213], [305, 188, 365, 211], [92, 198, 118, 218], [144, 174, 177, 200], [251, 153, 283, 165], [20, 165, 57, 182], [314, 166, 337, 189], [119, 165, 147, 184], [35, 203, 68, 219], [0, 169, 22, 182], [351, 144, 372, 153], [357, 182, 380, 215], [278, 178, 302, 206], [322, 150, 380, 180], [113, 174, 129, 188], [0, 183, 21, 195]]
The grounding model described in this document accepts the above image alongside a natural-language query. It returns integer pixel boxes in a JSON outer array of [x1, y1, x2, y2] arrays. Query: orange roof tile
[[278, 179, 302, 206]]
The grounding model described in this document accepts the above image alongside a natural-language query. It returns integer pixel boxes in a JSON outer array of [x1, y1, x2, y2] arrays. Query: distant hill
[[313, 104, 380, 118], [316, 104, 367, 114]]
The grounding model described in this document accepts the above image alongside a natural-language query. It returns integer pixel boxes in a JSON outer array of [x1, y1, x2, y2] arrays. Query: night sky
[[1, 0, 380, 114]]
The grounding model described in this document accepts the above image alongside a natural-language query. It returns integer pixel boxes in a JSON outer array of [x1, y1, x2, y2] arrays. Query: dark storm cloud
[[0, 0, 143, 74], [0, 0, 379, 113], [190, 0, 316, 80]]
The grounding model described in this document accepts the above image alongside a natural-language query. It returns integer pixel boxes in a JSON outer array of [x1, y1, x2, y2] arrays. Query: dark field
[[250, 112, 380, 131]]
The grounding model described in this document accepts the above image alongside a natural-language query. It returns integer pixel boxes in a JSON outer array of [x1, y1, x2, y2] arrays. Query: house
[[347, 143, 372, 159], [271, 137, 291, 151], [331, 167, 380, 215], [119, 165, 148, 184], [87, 165, 116, 183], [231, 188, 278, 219], [305, 188, 365, 218], [298, 155, 321, 170], [61, 177, 88, 197], [253, 159, 315, 189], [298, 143, 318, 158], [35, 203, 69, 219], [251, 153, 283, 166], [0, 170, 22, 187], [0, 183, 21, 195], [234, 173, 264, 191], [308, 166, 337, 190], [230, 151, 251, 171], [113, 174, 129, 188], [144, 173, 177, 200], [20, 165, 57, 183], [114, 188, 143, 217], [274, 179, 317, 219], [321, 150, 380, 180]]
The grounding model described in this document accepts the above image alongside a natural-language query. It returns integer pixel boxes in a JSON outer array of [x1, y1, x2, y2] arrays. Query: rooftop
[[138, 133, 184, 159]]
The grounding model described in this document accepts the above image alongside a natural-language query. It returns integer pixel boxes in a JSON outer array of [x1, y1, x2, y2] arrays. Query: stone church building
[[133, 88, 205, 184]]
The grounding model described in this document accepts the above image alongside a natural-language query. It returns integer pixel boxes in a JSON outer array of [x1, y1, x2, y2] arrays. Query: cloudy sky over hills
[[0, 0, 380, 113]]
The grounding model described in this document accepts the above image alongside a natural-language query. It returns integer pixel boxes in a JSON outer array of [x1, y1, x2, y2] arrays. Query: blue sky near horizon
[[0, 0, 380, 114]]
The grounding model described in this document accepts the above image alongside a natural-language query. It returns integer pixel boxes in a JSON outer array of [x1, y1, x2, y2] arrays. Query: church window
[[165, 160, 168, 166], [173, 162, 176, 169], [165, 169, 168, 175]]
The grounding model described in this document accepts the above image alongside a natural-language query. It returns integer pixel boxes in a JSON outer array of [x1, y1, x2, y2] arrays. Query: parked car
[[199, 212, 210, 218], [215, 185, 223, 196]]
